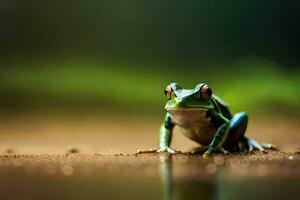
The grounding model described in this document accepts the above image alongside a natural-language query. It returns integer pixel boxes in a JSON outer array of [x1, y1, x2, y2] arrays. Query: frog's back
[[212, 95, 232, 119]]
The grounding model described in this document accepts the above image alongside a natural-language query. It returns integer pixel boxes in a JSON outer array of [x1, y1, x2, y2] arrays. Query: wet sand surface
[[0, 152, 300, 200], [0, 113, 299, 200]]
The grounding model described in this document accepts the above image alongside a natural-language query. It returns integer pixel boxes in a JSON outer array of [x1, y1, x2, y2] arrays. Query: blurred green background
[[0, 0, 299, 118]]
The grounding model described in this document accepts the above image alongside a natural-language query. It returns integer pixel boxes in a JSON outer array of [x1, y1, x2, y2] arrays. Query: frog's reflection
[[159, 155, 214, 200], [159, 155, 173, 200], [159, 154, 300, 200]]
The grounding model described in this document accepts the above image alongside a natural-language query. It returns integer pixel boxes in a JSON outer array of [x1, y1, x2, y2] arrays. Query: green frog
[[157, 82, 273, 158]]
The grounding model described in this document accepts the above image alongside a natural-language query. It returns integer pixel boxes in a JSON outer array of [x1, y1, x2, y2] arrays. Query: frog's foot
[[260, 142, 275, 149], [203, 146, 230, 159], [191, 146, 209, 155], [218, 147, 230, 155], [191, 146, 229, 158], [244, 138, 273, 153], [157, 147, 181, 154]]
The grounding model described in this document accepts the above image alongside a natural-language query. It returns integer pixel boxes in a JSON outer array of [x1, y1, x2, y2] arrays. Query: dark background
[[0, 0, 299, 117]]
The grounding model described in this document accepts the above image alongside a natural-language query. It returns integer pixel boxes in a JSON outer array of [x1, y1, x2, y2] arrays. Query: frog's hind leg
[[222, 112, 273, 153], [230, 112, 274, 152]]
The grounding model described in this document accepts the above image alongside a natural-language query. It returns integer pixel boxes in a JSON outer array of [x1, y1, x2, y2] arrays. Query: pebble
[[5, 148, 15, 154], [66, 147, 80, 154]]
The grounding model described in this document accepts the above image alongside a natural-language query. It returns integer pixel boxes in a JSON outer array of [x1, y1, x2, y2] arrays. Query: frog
[[156, 82, 273, 158]]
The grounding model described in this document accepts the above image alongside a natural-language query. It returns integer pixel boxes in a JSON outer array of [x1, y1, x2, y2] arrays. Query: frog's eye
[[200, 84, 212, 101], [164, 85, 173, 100]]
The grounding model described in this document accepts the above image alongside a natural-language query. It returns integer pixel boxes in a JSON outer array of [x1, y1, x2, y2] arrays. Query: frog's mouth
[[165, 107, 208, 116], [165, 107, 208, 111]]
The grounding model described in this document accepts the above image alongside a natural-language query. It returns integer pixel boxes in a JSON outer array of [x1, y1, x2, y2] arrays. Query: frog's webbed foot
[[157, 147, 181, 154], [135, 147, 181, 155], [242, 137, 274, 153], [203, 147, 230, 159], [135, 147, 181, 154], [191, 146, 229, 158]]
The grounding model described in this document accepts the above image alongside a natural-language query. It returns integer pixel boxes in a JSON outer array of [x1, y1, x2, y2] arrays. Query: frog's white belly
[[167, 108, 216, 145]]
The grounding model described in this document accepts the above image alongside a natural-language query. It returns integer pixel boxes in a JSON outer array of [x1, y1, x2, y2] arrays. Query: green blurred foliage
[[0, 58, 298, 117]]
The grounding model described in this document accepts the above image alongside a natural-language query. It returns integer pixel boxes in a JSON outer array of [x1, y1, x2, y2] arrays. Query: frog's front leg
[[202, 111, 231, 158], [135, 113, 177, 155], [157, 113, 178, 154]]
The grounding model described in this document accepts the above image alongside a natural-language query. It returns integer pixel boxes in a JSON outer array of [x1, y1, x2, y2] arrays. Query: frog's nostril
[[174, 98, 184, 107], [175, 98, 182, 103]]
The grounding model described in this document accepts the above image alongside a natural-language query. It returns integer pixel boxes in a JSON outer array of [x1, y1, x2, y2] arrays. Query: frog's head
[[164, 83, 214, 111]]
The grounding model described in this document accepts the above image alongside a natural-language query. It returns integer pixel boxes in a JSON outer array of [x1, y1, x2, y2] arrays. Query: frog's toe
[[203, 146, 214, 159], [247, 139, 265, 152], [248, 144, 254, 153], [260, 143, 274, 149], [157, 147, 179, 154], [192, 146, 226, 158], [203, 151, 211, 159], [219, 147, 230, 155], [166, 148, 176, 154]]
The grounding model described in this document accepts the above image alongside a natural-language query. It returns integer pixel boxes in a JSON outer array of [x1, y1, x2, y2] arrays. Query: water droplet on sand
[[288, 155, 294, 160]]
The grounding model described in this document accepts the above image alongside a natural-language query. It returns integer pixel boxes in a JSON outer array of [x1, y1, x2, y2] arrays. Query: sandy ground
[[0, 112, 299, 200], [0, 112, 299, 154]]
